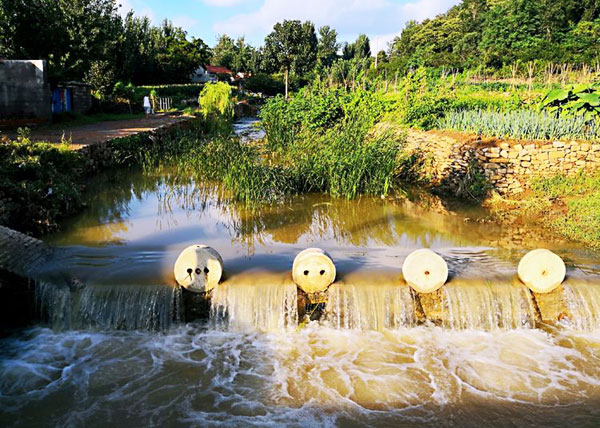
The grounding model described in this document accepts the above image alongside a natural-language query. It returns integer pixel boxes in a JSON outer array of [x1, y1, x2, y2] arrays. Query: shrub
[[260, 88, 386, 149], [0, 131, 85, 234], [541, 83, 600, 120], [243, 73, 285, 96], [198, 82, 234, 120]]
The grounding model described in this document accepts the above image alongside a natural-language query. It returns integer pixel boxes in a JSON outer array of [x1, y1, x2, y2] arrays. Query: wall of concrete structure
[[0, 60, 51, 121], [57, 82, 92, 114]]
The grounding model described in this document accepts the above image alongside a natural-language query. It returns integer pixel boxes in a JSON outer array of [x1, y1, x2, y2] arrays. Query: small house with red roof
[[191, 65, 234, 83]]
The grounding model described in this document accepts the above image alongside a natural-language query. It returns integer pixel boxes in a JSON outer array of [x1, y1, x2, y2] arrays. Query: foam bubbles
[[2, 325, 600, 427]]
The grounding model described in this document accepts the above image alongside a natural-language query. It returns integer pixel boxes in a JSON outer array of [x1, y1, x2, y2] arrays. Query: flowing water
[[3, 122, 600, 426], [211, 276, 298, 331], [442, 281, 537, 330]]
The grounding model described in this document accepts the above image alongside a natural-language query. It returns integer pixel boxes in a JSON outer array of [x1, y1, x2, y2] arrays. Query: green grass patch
[[528, 172, 600, 248]]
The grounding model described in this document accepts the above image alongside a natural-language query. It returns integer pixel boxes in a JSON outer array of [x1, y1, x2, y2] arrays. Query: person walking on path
[[143, 95, 152, 118]]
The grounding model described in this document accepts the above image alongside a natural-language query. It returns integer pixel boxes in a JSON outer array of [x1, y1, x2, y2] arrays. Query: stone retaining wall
[[406, 129, 600, 195], [77, 116, 195, 171]]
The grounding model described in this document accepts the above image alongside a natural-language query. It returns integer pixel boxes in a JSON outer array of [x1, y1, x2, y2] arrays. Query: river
[[2, 119, 600, 427]]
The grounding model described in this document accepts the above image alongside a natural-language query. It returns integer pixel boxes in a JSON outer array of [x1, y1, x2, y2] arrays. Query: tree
[[231, 37, 254, 74], [376, 50, 388, 67], [263, 20, 318, 98], [0, 0, 121, 83], [353, 34, 371, 59], [0, 1, 210, 87], [211, 34, 236, 69], [317, 26, 339, 67], [342, 34, 371, 61]]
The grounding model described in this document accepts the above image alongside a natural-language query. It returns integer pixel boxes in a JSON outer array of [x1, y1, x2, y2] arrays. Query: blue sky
[[119, 0, 460, 52]]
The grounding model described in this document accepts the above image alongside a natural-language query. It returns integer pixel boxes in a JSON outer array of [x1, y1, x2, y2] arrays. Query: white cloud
[[173, 15, 199, 31], [118, 0, 134, 17], [213, 0, 460, 52], [203, 0, 247, 6], [117, 0, 156, 23]]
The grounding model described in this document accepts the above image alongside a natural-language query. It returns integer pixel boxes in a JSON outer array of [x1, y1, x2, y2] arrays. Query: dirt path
[[8, 114, 191, 148]]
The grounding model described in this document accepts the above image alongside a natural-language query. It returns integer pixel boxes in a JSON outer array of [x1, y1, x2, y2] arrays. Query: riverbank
[[2, 113, 191, 148], [0, 116, 200, 235], [396, 126, 600, 249]]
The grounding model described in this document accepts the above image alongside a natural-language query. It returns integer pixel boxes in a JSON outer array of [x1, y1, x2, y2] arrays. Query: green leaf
[[542, 88, 569, 105], [572, 84, 591, 94], [577, 92, 600, 106]]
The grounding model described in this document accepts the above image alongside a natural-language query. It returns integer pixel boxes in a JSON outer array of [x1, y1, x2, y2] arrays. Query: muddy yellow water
[[2, 165, 600, 427]]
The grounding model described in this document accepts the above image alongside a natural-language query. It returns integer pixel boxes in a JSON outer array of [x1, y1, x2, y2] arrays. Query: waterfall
[[442, 281, 536, 330], [210, 281, 298, 331], [563, 282, 600, 330], [35, 281, 182, 331], [325, 283, 417, 330]]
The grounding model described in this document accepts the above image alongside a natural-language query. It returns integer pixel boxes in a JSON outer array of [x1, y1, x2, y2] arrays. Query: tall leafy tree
[[231, 37, 255, 73], [263, 20, 318, 98], [211, 34, 236, 69], [0, 0, 121, 83], [317, 25, 339, 67], [342, 34, 371, 60]]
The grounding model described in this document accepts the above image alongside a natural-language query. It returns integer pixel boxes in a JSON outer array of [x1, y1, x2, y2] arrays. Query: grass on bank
[[489, 172, 600, 249]]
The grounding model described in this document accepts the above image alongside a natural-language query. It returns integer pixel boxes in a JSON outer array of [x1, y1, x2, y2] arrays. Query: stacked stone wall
[[406, 129, 600, 195]]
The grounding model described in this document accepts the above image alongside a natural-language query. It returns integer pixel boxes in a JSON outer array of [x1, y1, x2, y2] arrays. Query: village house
[[191, 65, 237, 83]]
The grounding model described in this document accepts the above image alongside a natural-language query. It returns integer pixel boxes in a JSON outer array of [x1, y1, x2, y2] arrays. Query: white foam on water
[[2, 325, 600, 427]]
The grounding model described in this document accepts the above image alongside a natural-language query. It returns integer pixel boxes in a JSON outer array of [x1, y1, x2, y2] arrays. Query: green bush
[[243, 73, 285, 96], [198, 82, 234, 119], [541, 83, 600, 120], [260, 88, 386, 149], [0, 131, 85, 234]]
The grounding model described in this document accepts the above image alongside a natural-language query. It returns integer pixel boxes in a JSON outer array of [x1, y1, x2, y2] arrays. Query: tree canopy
[[2, 0, 600, 95], [388, 0, 600, 69], [263, 20, 318, 97], [0, 0, 210, 87]]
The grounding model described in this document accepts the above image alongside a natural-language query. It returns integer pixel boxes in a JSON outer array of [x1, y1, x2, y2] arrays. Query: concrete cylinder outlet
[[174, 245, 224, 293], [517, 249, 566, 293], [292, 248, 336, 296], [402, 249, 448, 293]]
